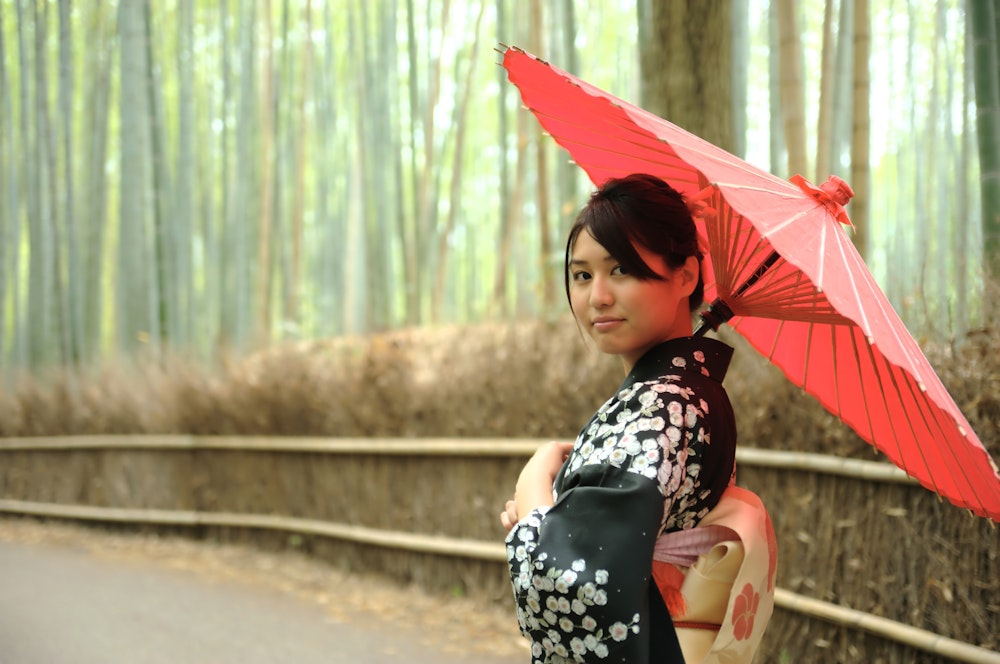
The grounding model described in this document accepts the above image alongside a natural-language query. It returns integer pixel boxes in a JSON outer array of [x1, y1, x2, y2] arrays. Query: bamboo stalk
[[734, 447, 917, 484], [0, 435, 543, 457], [773, 588, 1000, 664], [0, 499, 201, 526], [0, 499, 507, 561], [0, 436, 918, 483]]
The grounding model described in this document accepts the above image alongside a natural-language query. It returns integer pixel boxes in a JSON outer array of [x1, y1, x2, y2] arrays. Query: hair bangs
[[579, 199, 663, 282]]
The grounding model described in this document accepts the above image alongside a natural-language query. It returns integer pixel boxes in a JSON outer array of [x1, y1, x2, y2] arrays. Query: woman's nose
[[589, 275, 613, 307]]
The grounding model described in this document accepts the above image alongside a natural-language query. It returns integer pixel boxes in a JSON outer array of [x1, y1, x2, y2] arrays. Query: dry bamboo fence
[[0, 436, 997, 663]]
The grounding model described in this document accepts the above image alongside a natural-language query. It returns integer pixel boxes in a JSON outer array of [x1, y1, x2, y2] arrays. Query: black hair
[[564, 173, 705, 313]]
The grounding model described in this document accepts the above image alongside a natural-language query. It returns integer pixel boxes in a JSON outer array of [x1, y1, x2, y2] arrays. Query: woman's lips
[[592, 317, 624, 332]]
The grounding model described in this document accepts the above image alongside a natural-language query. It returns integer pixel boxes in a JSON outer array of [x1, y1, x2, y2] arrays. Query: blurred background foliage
[[1, 0, 997, 375]]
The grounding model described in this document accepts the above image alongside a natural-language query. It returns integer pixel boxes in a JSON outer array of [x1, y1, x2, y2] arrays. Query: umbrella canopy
[[501, 45, 1000, 522]]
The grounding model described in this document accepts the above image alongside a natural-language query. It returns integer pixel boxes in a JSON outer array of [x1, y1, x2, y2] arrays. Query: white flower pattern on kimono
[[509, 547, 639, 662]]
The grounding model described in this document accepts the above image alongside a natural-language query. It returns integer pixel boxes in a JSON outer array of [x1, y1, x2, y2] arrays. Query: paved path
[[0, 522, 525, 664]]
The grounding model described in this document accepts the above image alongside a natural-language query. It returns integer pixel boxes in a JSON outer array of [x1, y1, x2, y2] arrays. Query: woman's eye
[[572, 271, 591, 282], [611, 265, 627, 276]]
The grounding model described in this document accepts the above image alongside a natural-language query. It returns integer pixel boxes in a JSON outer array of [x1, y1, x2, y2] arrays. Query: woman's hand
[[500, 441, 574, 532]]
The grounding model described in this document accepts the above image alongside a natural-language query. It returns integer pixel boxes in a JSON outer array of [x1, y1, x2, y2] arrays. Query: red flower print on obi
[[732, 583, 760, 641]]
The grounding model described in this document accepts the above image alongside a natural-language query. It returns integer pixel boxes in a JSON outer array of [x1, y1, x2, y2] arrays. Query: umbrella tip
[[820, 175, 854, 206], [790, 174, 856, 229]]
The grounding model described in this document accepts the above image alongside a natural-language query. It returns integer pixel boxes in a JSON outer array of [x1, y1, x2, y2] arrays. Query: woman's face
[[569, 230, 698, 372]]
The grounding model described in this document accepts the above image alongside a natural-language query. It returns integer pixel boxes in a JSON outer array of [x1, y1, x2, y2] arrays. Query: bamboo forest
[[1, 0, 999, 371]]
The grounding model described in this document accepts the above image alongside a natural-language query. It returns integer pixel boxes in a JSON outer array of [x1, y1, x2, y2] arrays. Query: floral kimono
[[506, 336, 737, 663]]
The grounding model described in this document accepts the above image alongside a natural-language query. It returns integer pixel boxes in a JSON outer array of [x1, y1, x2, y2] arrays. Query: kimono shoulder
[[560, 336, 737, 532]]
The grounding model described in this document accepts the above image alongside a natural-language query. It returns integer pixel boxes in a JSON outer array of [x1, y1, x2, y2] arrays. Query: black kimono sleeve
[[505, 463, 667, 663]]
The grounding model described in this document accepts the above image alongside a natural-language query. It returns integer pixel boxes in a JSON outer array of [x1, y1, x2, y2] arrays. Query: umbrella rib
[[817, 224, 828, 286], [733, 261, 849, 323], [899, 361, 991, 515], [740, 269, 826, 309], [858, 336, 911, 473], [833, 231, 874, 335], [766, 319, 784, 363], [709, 181, 800, 196], [847, 327, 877, 444], [703, 190, 732, 292], [800, 321, 814, 393], [721, 206, 759, 295], [849, 245, 918, 361], [873, 345, 937, 494], [706, 189, 770, 305], [828, 323, 842, 421]]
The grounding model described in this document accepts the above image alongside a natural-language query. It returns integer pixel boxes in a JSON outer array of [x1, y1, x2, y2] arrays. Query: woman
[[501, 174, 738, 663]]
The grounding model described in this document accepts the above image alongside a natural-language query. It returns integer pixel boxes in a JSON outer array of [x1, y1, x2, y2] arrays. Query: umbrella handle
[[694, 299, 735, 336]]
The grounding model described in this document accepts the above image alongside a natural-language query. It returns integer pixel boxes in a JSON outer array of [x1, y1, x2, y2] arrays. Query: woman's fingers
[[500, 511, 512, 531], [500, 499, 519, 532]]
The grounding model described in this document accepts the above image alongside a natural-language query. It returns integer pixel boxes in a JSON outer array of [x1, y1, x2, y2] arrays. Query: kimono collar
[[621, 336, 735, 389]]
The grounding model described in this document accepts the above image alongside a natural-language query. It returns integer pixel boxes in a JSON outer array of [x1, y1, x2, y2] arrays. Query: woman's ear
[[680, 255, 699, 296]]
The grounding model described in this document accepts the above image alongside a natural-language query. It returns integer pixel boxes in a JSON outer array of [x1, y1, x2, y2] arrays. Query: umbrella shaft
[[735, 250, 781, 297], [694, 250, 780, 336]]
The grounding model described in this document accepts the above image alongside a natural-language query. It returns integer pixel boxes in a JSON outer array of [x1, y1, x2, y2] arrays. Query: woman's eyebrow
[[569, 255, 616, 267]]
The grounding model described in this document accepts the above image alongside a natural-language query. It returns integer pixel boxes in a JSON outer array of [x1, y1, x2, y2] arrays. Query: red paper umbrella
[[502, 45, 1000, 521]]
